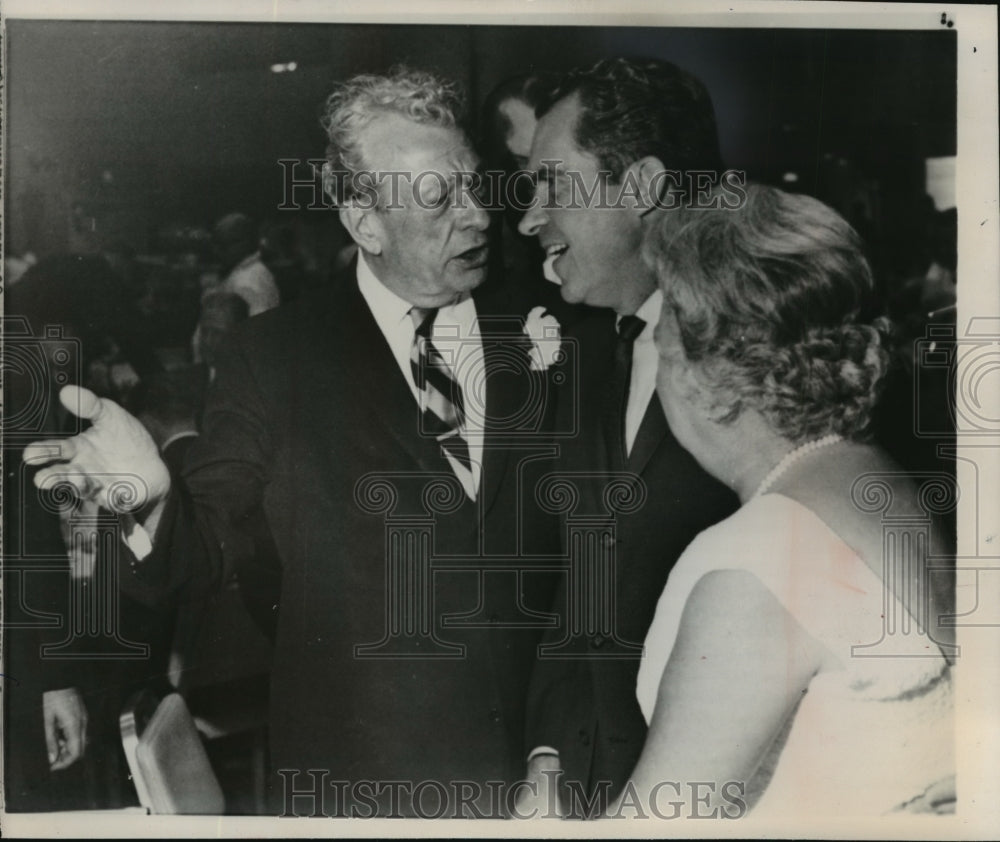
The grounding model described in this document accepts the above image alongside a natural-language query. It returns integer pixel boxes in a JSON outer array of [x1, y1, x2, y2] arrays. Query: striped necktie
[[409, 306, 476, 498]]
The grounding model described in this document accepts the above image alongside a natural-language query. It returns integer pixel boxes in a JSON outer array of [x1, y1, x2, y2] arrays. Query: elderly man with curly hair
[[25, 67, 560, 817]]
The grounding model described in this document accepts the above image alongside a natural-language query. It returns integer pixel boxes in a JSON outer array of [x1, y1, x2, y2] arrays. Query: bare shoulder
[[680, 568, 800, 645], [669, 568, 830, 702], [774, 441, 955, 652], [776, 442, 929, 562]]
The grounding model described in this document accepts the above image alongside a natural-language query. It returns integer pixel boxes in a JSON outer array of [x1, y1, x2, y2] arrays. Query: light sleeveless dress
[[635, 493, 954, 817]]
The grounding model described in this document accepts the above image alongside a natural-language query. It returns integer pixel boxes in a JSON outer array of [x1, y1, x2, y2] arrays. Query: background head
[[519, 57, 723, 313], [5, 255, 163, 413], [481, 73, 554, 230], [198, 290, 250, 370], [126, 366, 207, 449], [213, 212, 259, 273], [322, 67, 490, 306], [646, 183, 891, 446], [481, 73, 554, 172]]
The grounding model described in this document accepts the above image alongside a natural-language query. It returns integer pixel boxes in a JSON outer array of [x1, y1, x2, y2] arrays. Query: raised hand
[[22, 385, 171, 514]]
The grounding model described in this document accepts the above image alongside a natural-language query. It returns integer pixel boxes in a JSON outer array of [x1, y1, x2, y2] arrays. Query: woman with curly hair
[[619, 184, 955, 818]]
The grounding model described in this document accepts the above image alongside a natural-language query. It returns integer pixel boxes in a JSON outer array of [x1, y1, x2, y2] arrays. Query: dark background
[[5, 21, 956, 260]]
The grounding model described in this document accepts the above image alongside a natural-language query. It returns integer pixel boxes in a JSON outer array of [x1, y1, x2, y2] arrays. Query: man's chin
[[558, 279, 587, 305], [449, 265, 488, 291]]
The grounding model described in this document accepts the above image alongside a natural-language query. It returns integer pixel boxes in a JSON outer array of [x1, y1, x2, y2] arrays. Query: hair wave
[[647, 184, 893, 442], [320, 66, 464, 205]]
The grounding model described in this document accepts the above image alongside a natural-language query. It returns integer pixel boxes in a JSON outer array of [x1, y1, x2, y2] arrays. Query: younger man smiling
[[518, 58, 740, 816]]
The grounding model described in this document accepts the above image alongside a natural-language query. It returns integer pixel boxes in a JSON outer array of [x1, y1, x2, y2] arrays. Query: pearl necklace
[[751, 434, 843, 499]]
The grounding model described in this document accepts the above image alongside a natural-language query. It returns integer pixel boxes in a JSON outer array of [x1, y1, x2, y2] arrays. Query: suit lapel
[[337, 272, 536, 509], [627, 395, 669, 477], [338, 271, 442, 474], [475, 309, 526, 514], [603, 382, 628, 473]]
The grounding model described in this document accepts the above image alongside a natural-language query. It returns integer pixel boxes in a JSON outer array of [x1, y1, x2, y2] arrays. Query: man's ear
[[339, 203, 384, 256], [622, 155, 668, 218]]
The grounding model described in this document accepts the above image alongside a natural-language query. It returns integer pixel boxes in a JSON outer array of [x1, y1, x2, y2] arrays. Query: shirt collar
[[357, 250, 476, 331], [233, 251, 262, 271], [618, 289, 664, 341], [160, 429, 199, 452], [357, 250, 414, 328]]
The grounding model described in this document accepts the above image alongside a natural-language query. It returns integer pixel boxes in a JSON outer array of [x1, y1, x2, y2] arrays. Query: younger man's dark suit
[[525, 308, 739, 813]]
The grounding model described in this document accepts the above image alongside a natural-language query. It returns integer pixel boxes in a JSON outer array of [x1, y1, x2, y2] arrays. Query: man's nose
[[518, 201, 547, 237], [460, 191, 490, 231], [468, 200, 490, 231]]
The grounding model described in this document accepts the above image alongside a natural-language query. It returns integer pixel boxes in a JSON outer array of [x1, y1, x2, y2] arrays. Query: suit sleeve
[[120, 335, 277, 607], [524, 597, 595, 759], [522, 327, 594, 765]]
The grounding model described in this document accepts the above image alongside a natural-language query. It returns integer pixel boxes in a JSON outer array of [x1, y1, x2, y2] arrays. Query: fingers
[[95, 479, 151, 514], [23, 389, 169, 512], [23, 388, 124, 467], [32, 464, 95, 497], [80, 703, 89, 756], [59, 384, 105, 422], [43, 690, 88, 770], [23, 386, 104, 465], [43, 703, 59, 767], [50, 746, 75, 770], [23, 438, 79, 468], [50, 751, 76, 771], [60, 706, 87, 768], [68, 531, 98, 579]]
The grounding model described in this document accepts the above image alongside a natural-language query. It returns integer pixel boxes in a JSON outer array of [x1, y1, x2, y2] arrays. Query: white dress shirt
[[357, 252, 484, 499], [619, 289, 663, 457]]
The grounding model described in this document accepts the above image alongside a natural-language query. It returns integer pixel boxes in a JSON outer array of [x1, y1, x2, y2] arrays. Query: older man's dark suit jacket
[[525, 308, 739, 814], [139, 269, 560, 816]]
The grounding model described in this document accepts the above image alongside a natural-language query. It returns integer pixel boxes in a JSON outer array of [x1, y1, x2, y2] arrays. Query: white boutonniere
[[524, 306, 562, 371]]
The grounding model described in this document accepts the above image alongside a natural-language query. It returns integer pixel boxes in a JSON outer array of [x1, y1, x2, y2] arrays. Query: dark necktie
[[409, 307, 475, 497], [606, 315, 646, 465]]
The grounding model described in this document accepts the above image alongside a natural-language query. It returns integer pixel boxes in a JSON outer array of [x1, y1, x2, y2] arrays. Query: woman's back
[[774, 442, 956, 658], [635, 447, 955, 815]]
